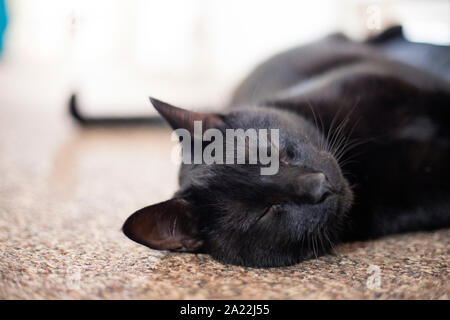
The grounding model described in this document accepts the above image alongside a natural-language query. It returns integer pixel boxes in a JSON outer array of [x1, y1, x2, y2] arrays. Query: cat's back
[[230, 33, 377, 106], [230, 26, 450, 107]]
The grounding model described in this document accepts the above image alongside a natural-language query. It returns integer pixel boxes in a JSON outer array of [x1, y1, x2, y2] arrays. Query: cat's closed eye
[[257, 204, 281, 224], [280, 148, 296, 166], [286, 148, 295, 159]]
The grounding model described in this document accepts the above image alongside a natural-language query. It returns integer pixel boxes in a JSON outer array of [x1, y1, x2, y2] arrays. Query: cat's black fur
[[121, 26, 450, 267]]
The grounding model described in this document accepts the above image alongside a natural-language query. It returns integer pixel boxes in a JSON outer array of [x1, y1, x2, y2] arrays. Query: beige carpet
[[0, 89, 449, 300]]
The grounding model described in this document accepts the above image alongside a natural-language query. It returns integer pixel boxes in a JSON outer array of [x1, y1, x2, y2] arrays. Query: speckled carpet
[[0, 83, 449, 300]]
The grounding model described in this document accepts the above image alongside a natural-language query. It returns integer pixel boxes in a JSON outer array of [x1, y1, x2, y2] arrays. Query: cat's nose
[[297, 172, 333, 203]]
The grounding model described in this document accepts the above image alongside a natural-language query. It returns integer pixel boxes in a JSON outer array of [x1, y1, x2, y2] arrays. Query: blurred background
[[0, 0, 449, 300], [0, 0, 449, 117]]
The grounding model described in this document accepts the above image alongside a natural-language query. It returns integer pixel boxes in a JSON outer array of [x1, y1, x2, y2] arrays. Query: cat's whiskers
[[328, 100, 360, 158], [305, 98, 327, 152], [329, 112, 350, 152], [323, 227, 340, 257], [325, 101, 375, 171], [317, 228, 327, 256]]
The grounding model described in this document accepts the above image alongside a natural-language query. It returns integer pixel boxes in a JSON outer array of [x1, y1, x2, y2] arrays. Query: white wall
[[1, 0, 449, 115]]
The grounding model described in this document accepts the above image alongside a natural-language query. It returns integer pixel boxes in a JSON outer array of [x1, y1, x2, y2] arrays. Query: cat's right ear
[[150, 97, 225, 134], [122, 198, 203, 252]]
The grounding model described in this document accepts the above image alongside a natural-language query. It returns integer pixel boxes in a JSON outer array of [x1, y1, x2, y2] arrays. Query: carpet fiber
[[0, 100, 449, 300]]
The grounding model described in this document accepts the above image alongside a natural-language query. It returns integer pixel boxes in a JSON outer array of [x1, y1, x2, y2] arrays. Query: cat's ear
[[149, 97, 225, 133], [122, 198, 203, 252]]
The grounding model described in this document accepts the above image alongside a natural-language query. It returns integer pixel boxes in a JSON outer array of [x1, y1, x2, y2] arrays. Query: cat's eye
[[280, 148, 296, 166], [257, 204, 281, 223], [286, 148, 295, 159]]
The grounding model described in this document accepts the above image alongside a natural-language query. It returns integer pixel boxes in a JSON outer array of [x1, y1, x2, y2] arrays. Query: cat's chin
[[209, 252, 308, 268], [209, 243, 329, 268], [201, 182, 353, 268]]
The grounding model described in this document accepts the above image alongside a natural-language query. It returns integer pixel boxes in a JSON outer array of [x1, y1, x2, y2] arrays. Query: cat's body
[[230, 28, 450, 241], [120, 26, 450, 267]]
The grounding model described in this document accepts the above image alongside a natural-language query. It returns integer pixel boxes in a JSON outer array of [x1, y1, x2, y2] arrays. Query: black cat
[[118, 27, 450, 267]]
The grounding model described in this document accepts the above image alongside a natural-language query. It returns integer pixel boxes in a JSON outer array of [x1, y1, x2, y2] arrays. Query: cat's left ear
[[150, 97, 225, 134], [122, 198, 203, 252]]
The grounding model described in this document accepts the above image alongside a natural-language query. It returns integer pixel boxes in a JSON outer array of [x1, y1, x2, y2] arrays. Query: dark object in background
[[69, 94, 164, 127], [372, 26, 450, 81]]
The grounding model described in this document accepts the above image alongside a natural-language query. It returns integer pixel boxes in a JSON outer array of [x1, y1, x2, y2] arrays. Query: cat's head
[[122, 98, 353, 267]]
